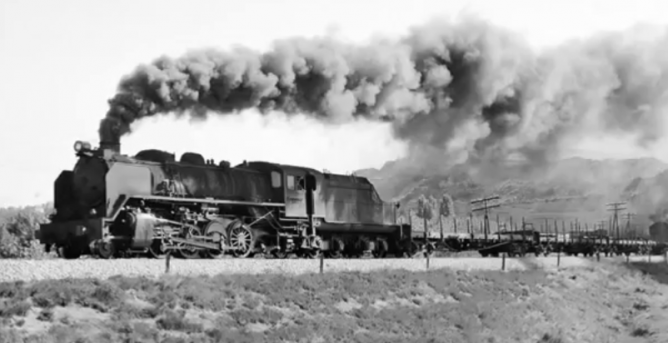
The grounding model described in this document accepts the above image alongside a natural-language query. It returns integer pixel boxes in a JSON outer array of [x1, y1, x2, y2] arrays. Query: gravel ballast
[[0, 255, 662, 282]]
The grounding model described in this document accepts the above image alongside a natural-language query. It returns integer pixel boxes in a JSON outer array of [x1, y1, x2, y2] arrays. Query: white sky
[[1, 0, 667, 207]]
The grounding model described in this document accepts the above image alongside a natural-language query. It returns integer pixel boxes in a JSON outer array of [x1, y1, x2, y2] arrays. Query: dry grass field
[[0, 260, 667, 343]]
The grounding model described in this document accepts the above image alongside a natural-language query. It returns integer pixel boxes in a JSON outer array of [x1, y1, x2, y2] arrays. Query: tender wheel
[[297, 249, 320, 259], [298, 236, 322, 259], [177, 226, 203, 259], [325, 238, 345, 259], [228, 224, 255, 258]]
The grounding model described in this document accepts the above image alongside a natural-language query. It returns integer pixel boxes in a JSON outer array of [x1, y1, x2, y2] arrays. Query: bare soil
[[1, 261, 667, 343]]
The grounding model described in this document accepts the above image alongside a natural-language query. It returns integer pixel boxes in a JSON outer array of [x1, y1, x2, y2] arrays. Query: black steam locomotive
[[37, 141, 412, 259]]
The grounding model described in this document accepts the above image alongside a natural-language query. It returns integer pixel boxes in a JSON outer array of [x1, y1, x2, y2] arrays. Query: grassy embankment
[[1, 261, 668, 343]]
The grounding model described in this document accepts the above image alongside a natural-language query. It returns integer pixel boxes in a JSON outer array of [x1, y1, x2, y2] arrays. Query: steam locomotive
[[37, 141, 413, 259]]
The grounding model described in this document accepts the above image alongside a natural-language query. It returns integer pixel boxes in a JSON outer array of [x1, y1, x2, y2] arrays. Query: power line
[[471, 195, 501, 241]]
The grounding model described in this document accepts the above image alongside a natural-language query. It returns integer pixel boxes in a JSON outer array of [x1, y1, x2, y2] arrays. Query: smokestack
[[99, 139, 120, 154]]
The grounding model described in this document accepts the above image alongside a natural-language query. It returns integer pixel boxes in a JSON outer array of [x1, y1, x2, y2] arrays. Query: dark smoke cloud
[[100, 16, 668, 166]]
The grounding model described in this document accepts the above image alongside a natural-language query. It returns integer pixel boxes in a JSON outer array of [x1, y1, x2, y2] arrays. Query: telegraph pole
[[471, 195, 501, 242], [535, 217, 552, 240], [623, 212, 635, 239], [606, 202, 626, 241], [597, 220, 607, 232]]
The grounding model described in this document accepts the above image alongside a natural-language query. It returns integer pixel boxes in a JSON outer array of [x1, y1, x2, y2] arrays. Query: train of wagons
[[37, 140, 667, 259]]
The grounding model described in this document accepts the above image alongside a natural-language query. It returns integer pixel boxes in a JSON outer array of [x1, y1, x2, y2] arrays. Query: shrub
[[0, 203, 56, 259]]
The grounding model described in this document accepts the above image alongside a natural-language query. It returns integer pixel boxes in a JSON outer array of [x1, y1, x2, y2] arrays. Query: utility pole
[[623, 212, 635, 239], [535, 217, 552, 241], [471, 195, 501, 242], [606, 202, 626, 241], [597, 220, 607, 232]]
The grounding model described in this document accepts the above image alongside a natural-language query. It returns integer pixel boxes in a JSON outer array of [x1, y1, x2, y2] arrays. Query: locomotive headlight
[[74, 140, 84, 152], [73, 140, 92, 152]]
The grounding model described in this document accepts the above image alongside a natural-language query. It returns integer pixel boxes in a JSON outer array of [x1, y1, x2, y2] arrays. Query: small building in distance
[[649, 221, 668, 243]]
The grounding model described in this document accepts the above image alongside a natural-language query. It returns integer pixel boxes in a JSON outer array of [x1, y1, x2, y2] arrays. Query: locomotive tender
[[37, 141, 411, 259]]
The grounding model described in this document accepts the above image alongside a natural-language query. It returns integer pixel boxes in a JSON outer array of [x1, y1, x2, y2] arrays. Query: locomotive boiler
[[37, 140, 411, 259]]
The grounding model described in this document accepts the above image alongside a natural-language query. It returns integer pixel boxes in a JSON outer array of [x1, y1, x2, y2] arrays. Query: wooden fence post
[[319, 253, 324, 274], [165, 252, 171, 274]]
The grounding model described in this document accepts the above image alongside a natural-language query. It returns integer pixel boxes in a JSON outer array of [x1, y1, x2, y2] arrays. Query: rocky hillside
[[356, 157, 668, 230]]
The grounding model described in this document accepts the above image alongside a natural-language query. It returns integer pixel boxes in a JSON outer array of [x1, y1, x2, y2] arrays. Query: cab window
[[271, 171, 282, 188], [286, 175, 295, 190]]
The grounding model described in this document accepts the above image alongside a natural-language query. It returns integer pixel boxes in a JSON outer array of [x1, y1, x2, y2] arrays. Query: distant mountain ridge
[[355, 157, 668, 227]]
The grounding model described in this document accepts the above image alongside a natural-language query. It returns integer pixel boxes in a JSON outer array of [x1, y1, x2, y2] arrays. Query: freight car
[[37, 141, 413, 259]]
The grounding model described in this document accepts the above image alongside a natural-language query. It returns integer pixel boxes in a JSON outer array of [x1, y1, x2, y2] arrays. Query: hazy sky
[[1, 0, 667, 207]]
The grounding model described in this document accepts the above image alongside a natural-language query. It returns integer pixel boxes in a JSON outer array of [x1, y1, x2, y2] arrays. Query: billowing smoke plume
[[100, 16, 668, 166]]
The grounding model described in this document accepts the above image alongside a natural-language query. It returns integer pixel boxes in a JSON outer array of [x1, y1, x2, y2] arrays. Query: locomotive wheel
[[147, 240, 166, 259], [228, 224, 255, 258], [95, 240, 115, 259], [267, 239, 291, 259], [202, 232, 224, 259], [177, 226, 203, 259], [271, 248, 290, 259], [61, 245, 82, 259], [202, 220, 231, 259]]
